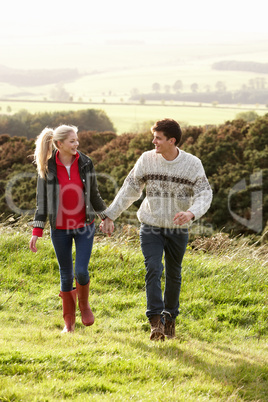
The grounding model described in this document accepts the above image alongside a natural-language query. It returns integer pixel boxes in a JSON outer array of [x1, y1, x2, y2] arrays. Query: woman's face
[[58, 131, 79, 157]]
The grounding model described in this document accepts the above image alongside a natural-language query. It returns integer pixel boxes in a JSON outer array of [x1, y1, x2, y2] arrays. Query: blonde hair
[[34, 125, 78, 178]]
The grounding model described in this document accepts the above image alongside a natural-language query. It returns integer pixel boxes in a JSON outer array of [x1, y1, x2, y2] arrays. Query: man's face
[[152, 131, 174, 156]]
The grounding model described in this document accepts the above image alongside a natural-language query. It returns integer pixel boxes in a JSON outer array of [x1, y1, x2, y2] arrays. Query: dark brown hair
[[151, 118, 182, 145]]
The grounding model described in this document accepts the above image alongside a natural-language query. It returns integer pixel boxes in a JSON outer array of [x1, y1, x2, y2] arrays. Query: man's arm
[[186, 159, 213, 221], [103, 157, 146, 221]]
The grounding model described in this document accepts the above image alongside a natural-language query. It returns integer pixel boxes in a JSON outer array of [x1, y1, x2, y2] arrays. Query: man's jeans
[[140, 224, 188, 320], [51, 223, 95, 292]]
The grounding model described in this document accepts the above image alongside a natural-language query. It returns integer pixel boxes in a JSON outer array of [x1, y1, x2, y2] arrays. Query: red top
[[33, 151, 92, 237]]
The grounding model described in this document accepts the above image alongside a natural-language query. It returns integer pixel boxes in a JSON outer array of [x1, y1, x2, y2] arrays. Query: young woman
[[29, 125, 107, 333]]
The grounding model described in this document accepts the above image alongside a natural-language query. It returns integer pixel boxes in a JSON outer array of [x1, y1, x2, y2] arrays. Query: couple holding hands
[[29, 118, 212, 341]]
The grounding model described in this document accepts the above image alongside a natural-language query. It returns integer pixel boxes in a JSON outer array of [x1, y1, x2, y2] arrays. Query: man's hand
[[173, 211, 194, 226], [100, 217, 114, 237]]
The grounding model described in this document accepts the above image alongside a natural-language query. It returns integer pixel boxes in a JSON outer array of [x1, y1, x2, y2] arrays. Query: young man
[[101, 118, 212, 340]]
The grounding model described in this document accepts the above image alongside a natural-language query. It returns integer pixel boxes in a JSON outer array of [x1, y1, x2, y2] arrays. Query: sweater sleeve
[[187, 160, 213, 221], [29, 176, 47, 230], [104, 156, 145, 221], [32, 227, 44, 237]]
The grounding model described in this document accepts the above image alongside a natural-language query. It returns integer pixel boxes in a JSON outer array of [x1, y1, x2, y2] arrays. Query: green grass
[[1, 100, 267, 135], [0, 225, 267, 401]]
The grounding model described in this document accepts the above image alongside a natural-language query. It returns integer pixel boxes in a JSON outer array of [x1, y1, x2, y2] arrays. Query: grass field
[[1, 100, 267, 135], [0, 222, 267, 401]]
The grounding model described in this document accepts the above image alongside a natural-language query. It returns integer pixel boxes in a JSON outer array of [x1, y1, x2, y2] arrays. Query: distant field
[[1, 100, 267, 134], [65, 58, 268, 99], [1, 38, 267, 135]]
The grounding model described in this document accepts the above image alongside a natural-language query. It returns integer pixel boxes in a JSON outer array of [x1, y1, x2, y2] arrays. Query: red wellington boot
[[76, 281, 95, 326], [59, 289, 77, 333]]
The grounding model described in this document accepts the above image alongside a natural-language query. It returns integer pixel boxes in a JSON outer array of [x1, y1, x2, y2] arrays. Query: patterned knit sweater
[[105, 148, 213, 229]]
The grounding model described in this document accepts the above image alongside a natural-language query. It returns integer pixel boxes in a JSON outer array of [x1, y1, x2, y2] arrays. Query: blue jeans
[[140, 224, 188, 320], [51, 224, 95, 292]]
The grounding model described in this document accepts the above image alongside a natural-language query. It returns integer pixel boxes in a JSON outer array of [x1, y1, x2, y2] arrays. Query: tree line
[[0, 109, 115, 139], [130, 73, 268, 105], [0, 109, 267, 237], [212, 60, 268, 74], [130, 89, 268, 105]]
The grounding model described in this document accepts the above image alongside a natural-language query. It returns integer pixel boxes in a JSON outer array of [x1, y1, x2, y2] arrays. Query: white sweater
[[105, 149, 212, 229]]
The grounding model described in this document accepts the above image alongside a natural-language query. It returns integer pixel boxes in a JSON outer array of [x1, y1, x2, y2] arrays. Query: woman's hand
[[29, 235, 38, 252]]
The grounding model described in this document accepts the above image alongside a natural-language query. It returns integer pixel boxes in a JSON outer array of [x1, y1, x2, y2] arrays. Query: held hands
[[99, 217, 114, 237], [173, 211, 194, 226]]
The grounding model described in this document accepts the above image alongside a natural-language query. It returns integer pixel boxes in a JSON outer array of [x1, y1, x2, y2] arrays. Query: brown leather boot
[[59, 289, 77, 333], [164, 319, 176, 339], [76, 281, 95, 326], [149, 315, 165, 341]]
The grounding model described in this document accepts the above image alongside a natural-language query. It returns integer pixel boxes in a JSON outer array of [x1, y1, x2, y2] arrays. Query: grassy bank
[[0, 225, 267, 401]]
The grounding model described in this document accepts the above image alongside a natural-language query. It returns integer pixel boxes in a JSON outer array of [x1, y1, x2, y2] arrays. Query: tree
[[235, 111, 259, 122], [190, 83, 198, 93], [50, 84, 71, 102], [152, 82, 161, 93], [248, 77, 266, 90], [0, 109, 115, 138], [140, 97, 146, 105], [173, 80, 183, 93]]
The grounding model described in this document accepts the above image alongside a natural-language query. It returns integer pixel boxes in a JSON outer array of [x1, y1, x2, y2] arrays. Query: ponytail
[[34, 127, 55, 179]]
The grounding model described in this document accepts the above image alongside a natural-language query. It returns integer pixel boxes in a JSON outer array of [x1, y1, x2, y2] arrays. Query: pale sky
[[1, 0, 267, 71], [2, 0, 268, 46]]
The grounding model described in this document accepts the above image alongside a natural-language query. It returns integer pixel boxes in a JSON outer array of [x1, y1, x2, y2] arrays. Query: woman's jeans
[[140, 224, 189, 320], [51, 223, 95, 292]]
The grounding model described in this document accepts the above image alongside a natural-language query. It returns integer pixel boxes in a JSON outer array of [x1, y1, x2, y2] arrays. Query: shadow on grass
[[111, 333, 268, 400]]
